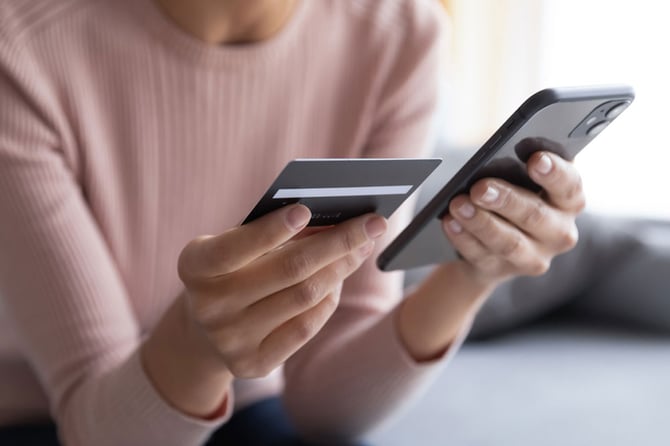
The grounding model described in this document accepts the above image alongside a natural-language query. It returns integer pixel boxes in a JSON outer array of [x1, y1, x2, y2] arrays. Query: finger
[[212, 291, 338, 379], [527, 151, 586, 212], [469, 179, 579, 252], [240, 245, 371, 339], [178, 204, 312, 281], [442, 215, 490, 266], [291, 226, 332, 241], [257, 291, 339, 369], [448, 196, 547, 273], [215, 214, 386, 308]]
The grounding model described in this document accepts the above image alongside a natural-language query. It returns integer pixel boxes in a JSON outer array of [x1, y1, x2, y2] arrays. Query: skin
[[152, 0, 299, 44], [141, 0, 585, 420]]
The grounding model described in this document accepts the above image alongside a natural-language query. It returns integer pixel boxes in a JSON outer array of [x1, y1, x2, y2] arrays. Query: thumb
[[178, 204, 312, 281]]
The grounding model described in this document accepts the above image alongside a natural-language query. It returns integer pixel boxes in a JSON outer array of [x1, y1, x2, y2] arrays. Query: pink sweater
[[0, 0, 462, 444]]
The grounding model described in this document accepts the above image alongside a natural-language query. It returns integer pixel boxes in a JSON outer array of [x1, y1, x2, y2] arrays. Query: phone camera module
[[570, 99, 629, 138], [586, 121, 609, 137], [585, 116, 599, 126], [606, 101, 631, 119]]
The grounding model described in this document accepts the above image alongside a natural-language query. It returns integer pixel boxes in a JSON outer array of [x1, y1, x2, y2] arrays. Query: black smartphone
[[377, 85, 635, 271]]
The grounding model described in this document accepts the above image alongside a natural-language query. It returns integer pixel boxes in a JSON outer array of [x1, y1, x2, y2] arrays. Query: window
[[440, 0, 669, 218]]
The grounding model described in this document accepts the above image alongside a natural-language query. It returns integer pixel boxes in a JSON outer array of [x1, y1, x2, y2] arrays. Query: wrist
[[397, 261, 496, 361], [455, 259, 509, 290], [141, 293, 233, 418]]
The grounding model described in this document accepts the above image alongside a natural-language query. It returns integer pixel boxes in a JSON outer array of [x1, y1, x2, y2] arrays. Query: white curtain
[[439, 0, 547, 147], [439, 0, 669, 218]]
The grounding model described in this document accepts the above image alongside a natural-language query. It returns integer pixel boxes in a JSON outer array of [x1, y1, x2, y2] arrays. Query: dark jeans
[[0, 397, 368, 446]]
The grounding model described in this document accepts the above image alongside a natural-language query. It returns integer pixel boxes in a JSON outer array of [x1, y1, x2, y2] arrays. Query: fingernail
[[481, 185, 499, 204], [365, 216, 387, 239], [458, 202, 476, 219], [447, 219, 463, 234], [358, 241, 375, 257], [535, 154, 553, 175], [286, 205, 311, 230]]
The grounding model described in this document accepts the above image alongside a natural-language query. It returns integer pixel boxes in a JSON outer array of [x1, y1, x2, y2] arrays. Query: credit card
[[243, 158, 441, 226]]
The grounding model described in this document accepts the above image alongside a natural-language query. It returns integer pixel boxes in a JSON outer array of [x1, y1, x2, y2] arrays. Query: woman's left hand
[[441, 151, 586, 286]]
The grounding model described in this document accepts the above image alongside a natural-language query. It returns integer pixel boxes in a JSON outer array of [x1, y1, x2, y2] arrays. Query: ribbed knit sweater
[[0, 0, 462, 444]]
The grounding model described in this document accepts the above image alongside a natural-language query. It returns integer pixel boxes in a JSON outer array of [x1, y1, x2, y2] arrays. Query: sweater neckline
[[128, 0, 310, 69]]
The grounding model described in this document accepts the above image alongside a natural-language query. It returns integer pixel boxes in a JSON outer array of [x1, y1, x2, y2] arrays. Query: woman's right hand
[[177, 204, 387, 378], [143, 204, 387, 417]]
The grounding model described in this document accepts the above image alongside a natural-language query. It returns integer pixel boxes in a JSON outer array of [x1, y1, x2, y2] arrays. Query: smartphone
[[377, 85, 635, 271]]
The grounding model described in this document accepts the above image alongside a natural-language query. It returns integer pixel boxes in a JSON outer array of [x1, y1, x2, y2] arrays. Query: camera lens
[[587, 121, 609, 136], [606, 101, 630, 119]]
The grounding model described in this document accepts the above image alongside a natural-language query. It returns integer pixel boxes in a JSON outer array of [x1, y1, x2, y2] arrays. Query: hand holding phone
[[378, 85, 635, 271]]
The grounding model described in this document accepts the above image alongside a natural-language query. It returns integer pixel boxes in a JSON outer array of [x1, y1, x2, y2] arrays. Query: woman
[[0, 0, 584, 444]]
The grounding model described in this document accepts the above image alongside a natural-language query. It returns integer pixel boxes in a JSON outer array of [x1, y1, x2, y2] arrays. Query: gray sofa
[[369, 318, 670, 446], [368, 147, 670, 445]]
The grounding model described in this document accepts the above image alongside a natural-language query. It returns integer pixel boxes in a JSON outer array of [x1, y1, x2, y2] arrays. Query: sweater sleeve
[[0, 26, 231, 446], [282, 1, 469, 441]]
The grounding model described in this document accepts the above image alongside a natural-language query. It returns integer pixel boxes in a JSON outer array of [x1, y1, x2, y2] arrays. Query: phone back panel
[[378, 85, 634, 271]]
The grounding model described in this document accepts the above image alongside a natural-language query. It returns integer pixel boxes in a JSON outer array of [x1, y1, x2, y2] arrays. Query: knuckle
[[340, 229, 360, 253], [201, 238, 236, 273], [295, 279, 323, 308], [573, 196, 587, 213], [318, 293, 339, 319], [564, 176, 584, 203], [481, 214, 499, 236], [212, 325, 243, 354], [293, 317, 317, 342], [466, 211, 490, 234], [210, 245, 239, 274], [499, 233, 524, 258], [522, 201, 546, 227], [213, 253, 237, 275], [228, 347, 279, 379], [179, 235, 240, 281], [188, 284, 239, 325], [558, 224, 579, 251], [322, 293, 339, 311], [281, 251, 313, 280], [177, 236, 209, 281], [228, 356, 260, 379], [527, 258, 551, 276], [338, 251, 364, 277], [459, 244, 485, 266], [342, 252, 359, 272], [189, 295, 220, 327], [256, 226, 284, 249], [323, 291, 340, 309], [497, 187, 513, 210]]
